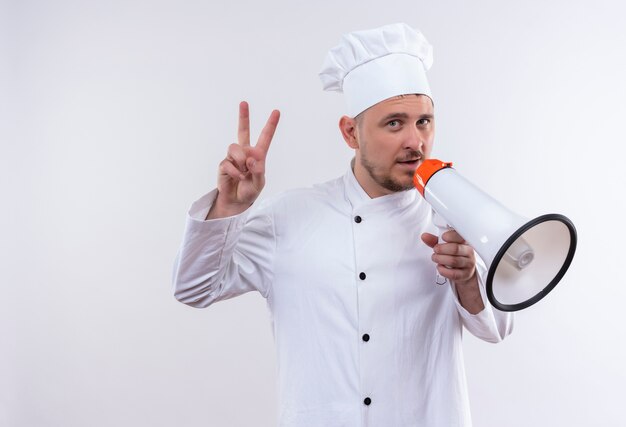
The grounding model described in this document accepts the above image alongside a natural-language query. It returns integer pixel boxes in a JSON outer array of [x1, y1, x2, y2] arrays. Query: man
[[173, 23, 513, 426]]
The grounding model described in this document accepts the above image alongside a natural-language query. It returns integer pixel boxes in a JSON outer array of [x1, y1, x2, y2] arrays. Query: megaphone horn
[[414, 159, 577, 312]]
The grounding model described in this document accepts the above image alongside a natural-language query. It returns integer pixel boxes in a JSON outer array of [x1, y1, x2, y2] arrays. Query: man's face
[[353, 94, 435, 197]]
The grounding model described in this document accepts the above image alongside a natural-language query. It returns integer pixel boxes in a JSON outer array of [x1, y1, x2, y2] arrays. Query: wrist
[[454, 273, 485, 314], [206, 196, 252, 220]]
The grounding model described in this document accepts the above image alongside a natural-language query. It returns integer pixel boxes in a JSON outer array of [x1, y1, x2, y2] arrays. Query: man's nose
[[403, 127, 424, 151]]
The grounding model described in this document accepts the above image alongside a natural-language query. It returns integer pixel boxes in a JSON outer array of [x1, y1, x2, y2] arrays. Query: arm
[[172, 101, 281, 307], [172, 191, 275, 307], [422, 231, 514, 342]]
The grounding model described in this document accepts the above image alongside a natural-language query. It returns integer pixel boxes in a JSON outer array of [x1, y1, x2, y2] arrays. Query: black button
[[359, 272, 366, 280], [362, 334, 370, 342], [354, 215, 362, 223], [364, 397, 371, 405]]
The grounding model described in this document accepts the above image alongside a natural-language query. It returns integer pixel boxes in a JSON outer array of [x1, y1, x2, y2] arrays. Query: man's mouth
[[396, 151, 424, 169], [396, 158, 422, 166], [397, 150, 423, 163]]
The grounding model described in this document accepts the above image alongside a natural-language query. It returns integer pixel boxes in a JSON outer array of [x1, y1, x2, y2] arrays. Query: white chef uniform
[[172, 167, 514, 427]]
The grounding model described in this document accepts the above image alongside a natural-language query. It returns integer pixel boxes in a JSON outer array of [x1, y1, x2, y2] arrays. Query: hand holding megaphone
[[422, 212, 464, 286], [414, 160, 577, 312]]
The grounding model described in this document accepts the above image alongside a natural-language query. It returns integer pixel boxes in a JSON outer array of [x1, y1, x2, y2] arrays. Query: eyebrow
[[378, 112, 434, 126]]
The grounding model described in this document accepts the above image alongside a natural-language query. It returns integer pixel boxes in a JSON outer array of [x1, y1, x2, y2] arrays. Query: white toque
[[319, 23, 433, 117]]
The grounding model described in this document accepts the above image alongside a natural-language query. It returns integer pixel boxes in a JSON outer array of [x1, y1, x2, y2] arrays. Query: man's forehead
[[366, 94, 434, 117]]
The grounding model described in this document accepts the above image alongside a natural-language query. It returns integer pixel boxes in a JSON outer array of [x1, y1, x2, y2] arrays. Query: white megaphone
[[413, 159, 577, 312]]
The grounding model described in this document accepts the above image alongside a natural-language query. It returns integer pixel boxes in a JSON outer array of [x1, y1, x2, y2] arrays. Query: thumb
[[246, 157, 257, 174], [421, 232, 438, 248], [247, 155, 265, 191], [246, 150, 266, 176]]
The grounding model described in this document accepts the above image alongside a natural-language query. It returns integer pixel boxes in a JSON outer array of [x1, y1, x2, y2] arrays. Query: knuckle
[[229, 144, 244, 156], [220, 158, 235, 169]]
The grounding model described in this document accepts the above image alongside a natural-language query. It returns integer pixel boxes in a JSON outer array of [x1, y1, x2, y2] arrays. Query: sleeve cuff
[[187, 188, 253, 223], [450, 256, 513, 342]]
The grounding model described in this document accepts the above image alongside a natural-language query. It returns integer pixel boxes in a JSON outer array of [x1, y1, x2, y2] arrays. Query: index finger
[[255, 109, 281, 154], [238, 101, 250, 147], [435, 242, 474, 258]]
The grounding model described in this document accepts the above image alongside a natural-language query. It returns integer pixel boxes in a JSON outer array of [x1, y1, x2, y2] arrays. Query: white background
[[2, 0, 625, 426]]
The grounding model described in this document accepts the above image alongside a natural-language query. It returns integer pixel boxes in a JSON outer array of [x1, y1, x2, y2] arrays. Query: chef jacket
[[172, 168, 514, 427]]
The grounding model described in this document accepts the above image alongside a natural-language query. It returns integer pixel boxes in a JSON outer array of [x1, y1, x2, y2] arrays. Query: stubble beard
[[359, 149, 424, 193]]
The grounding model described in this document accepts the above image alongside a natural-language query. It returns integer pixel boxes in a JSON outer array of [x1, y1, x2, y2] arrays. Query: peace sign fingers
[[209, 102, 281, 219], [238, 101, 251, 147], [255, 109, 281, 156]]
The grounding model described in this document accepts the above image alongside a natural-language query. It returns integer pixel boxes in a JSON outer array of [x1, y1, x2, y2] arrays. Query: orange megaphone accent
[[413, 159, 454, 197]]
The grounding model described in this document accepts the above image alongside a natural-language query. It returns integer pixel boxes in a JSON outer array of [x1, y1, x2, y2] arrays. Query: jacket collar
[[342, 166, 419, 212]]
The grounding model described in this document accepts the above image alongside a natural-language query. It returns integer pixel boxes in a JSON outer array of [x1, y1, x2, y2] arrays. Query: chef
[[173, 23, 513, 427]]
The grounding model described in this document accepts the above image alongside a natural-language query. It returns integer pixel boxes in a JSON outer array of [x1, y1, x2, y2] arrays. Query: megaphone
[[413, 159, 577, 312]]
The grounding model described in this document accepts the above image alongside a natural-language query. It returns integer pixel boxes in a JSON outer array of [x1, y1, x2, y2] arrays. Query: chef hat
[[319, 23, 433, 117]]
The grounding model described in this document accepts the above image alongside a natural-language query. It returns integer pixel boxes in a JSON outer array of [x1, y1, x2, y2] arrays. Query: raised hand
[[207, 101, 280, 219]]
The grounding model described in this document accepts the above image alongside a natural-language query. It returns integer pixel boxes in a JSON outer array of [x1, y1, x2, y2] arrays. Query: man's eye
[[388, 120, 399, 127], [417, 119, 430, 126]]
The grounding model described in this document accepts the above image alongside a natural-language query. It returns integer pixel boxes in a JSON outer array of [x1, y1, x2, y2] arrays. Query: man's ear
[[339, 116, 359, 149]]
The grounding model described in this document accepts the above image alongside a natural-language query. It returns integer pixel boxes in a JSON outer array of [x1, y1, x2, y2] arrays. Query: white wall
[[2, 0, 625, 426]]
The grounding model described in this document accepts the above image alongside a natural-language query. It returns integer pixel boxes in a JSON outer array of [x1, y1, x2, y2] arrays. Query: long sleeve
[[450, 257, 514, 343], [172, 189, 276, 308]]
